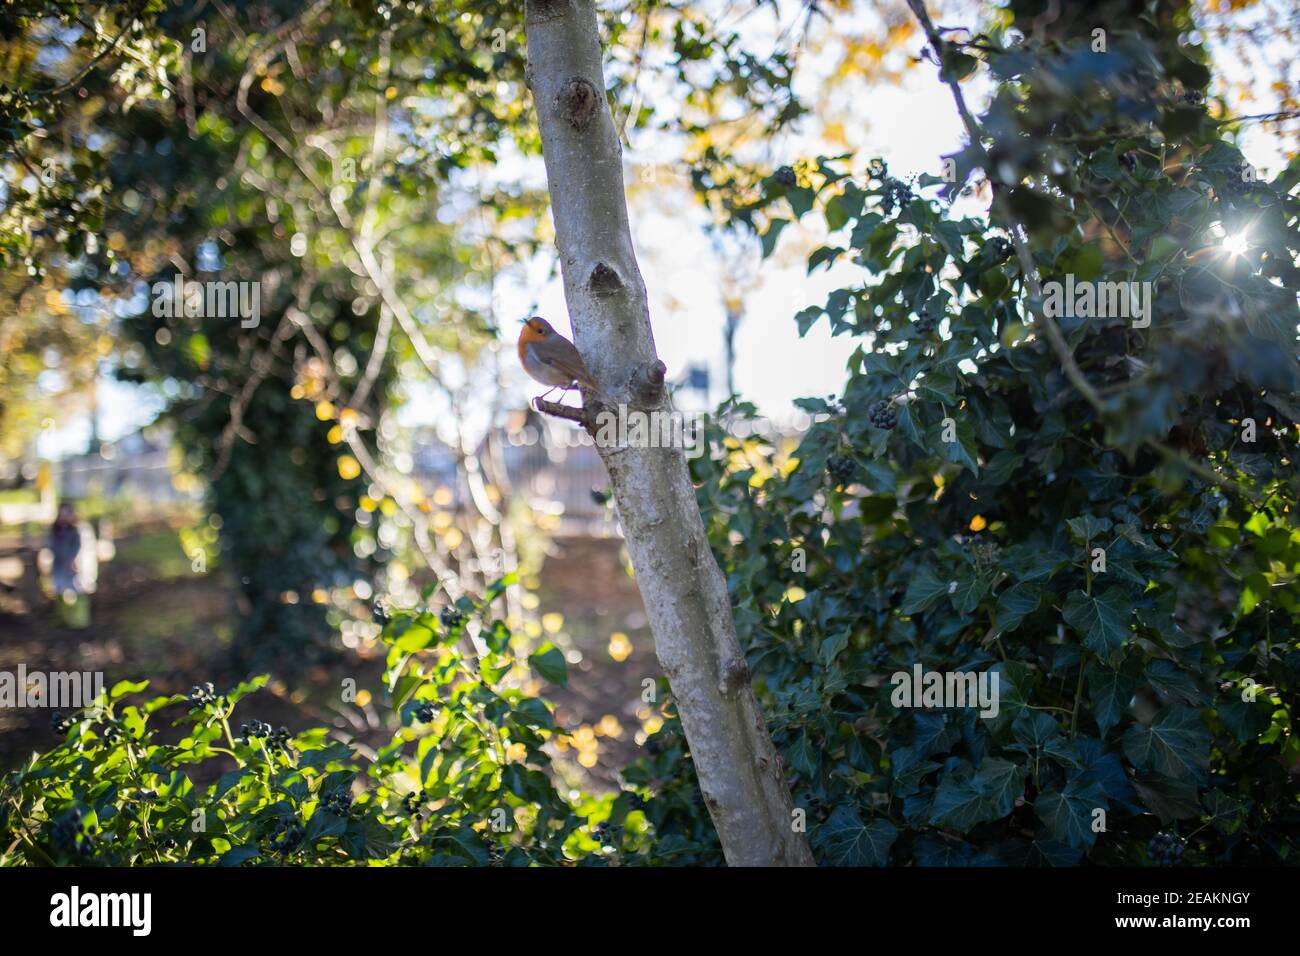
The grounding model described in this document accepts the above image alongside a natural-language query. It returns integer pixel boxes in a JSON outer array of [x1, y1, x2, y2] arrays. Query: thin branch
[[30, 6, 140, 99], [532, 398, 590, 427]]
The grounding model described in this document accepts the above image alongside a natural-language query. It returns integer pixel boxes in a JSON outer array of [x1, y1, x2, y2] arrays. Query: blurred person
[[50, 501, 81, 598]]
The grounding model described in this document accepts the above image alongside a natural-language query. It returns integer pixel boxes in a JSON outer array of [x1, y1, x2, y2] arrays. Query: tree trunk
[[524, 0, 814, 866]]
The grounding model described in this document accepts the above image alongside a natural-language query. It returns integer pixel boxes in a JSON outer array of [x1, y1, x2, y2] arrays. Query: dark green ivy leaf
[[1121, 705, 1211, 782], [1034, 780, 1107, 850], [815, 805, 897, 866], [528, 643, 568, 687], [1062, 588, 1133, 655]]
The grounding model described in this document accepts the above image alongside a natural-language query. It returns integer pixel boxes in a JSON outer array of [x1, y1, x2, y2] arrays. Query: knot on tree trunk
[[587, 261, 624, 296], [718, 655, 751, 696], [525, 0, 567, 24], [557, 76, 599, 131], [631, 359, 667, 405]]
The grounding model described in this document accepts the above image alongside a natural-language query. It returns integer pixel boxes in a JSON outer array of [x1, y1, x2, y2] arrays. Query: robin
[[517, 316, 597, 405]]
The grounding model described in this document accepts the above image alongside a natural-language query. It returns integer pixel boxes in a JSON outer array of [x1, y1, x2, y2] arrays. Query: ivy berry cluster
[[322, 786, 353, 816], [49, 710, 77, 735], [868, 399, 898, 430], [439, 606, 466, 632], [773, 165, 797, 187], [266, 818, 305, 853], [826, 455, 855, 486], [240, 719, 292, 753], [188, 682, 221, 707], [1147, 831, 1186, 866], [879, 178, 915, 216]]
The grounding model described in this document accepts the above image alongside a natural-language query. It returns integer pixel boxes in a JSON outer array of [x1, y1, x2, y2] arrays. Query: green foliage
[[665, 2, 1300, 866], [0, 580, 630, 866]]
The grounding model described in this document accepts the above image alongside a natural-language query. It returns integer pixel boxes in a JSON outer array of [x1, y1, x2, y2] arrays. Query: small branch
[[31, 7, 140, 99], [1213, 109, 1300, 127], [532, 397, 590, 427]]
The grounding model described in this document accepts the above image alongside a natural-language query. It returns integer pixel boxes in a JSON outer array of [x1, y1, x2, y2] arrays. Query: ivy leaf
[[937, 414, 980, 475], [760, 217, 789, 258], [392, 623, 436, 653], [819, 629, 850, 668], [528, 643, 568, 687], [951, 567, 992, 615], [900, 563, 951, 615], [795, 305, 824, 336], [1000, 544, 1069, 583], [816, 805, 897, 866], [1034, 780, 1107, 849], [1216, 699, 1270, 743], [1074, 736, 1139, 807], [1201, 790, 1248, 835], [1144, 659, 1203, 706], [788, 727, 820, 776], [913, 835, 978, 866], [990, 582, 1043, 637], [1013, 839, 1083, 867], [928, 758, 1024, 831], [1131, 771, 1202, 823], [1085, 662, 1136, 737], [807, 245, 843, 273], [939, 47, 979, 83], [220, 845, 261, 866], [1121, 705, 1211, 782], [1012, 711, 1061, 750], [1062, 588, 1132, 655], [1066, 514, 1112, 542]]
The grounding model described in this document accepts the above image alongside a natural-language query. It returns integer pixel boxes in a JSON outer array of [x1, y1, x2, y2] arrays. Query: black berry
[[323, 786, 353, 816], [880, 178, 914, 216], [266, 818, 305, 853], [1147, 831, 1185, 866], [188, 682, 218, 707], [826, 456, 855, 485], [868, 399, 898, 430], [439, 606, 465, 631], [774, 165, 797, 187]]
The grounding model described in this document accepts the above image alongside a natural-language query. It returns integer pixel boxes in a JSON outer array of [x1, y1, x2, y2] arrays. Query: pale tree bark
[[524, 0, 815, 867]]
